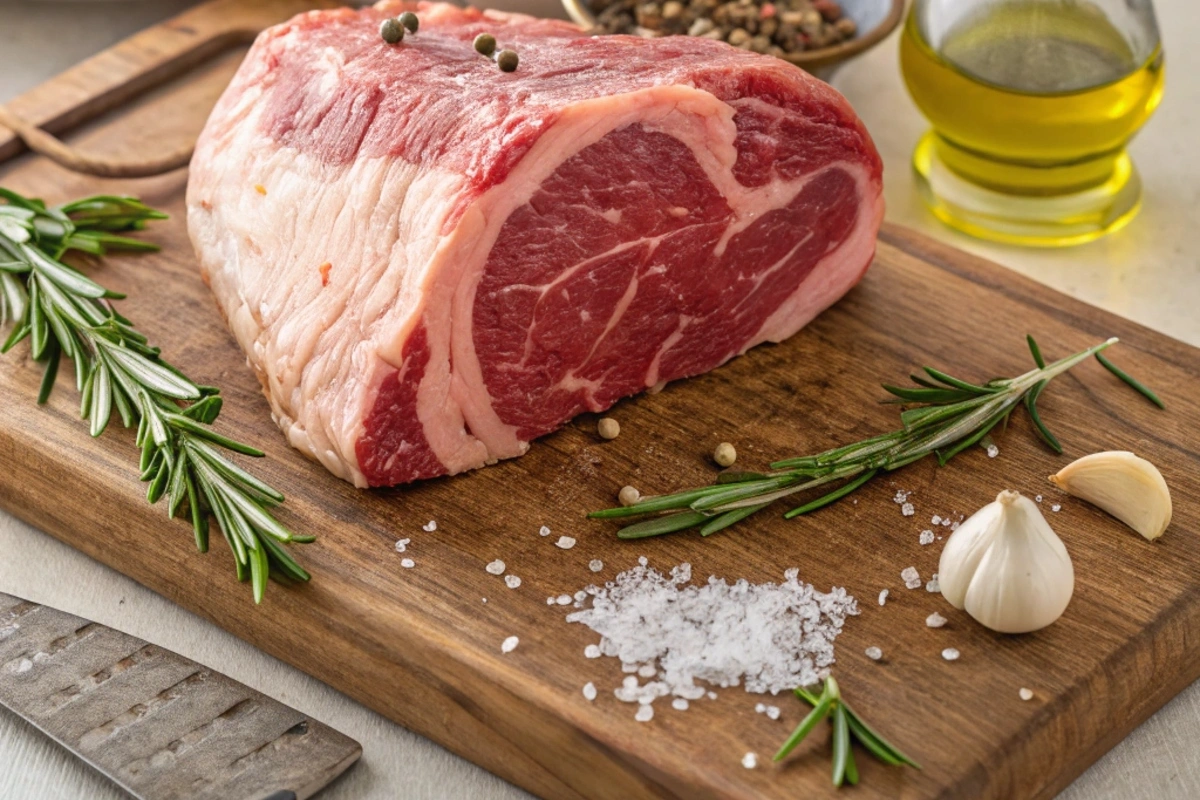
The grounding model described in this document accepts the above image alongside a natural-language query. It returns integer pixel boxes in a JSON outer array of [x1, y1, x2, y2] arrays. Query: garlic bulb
[[938, 490, 1074, 634], [1050, 451, 1171, 541]]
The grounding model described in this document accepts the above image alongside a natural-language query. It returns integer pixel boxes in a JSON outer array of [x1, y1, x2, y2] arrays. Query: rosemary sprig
[[590, 336, 1161, 539], [0, 188, 311, 602], [775, 676, 919, 787]]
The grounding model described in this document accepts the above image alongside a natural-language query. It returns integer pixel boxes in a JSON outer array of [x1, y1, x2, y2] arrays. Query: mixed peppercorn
[[587, 0, 857, 56]]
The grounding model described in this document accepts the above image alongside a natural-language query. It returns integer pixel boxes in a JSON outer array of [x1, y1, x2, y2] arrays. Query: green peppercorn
[[399, 11, 419, 33], [473, 32, 496, 56], [496, 49, 519, 72], [380, 18, 404, 44]]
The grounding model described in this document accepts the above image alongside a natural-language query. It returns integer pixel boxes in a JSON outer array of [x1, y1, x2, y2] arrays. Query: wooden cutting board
[[2, 2, 1199, 798]]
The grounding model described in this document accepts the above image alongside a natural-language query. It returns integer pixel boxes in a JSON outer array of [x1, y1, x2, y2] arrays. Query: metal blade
[[0, 592, 360, 800]]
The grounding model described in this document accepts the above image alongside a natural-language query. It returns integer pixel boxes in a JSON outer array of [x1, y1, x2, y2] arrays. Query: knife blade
[[0, 592, 360, 800]]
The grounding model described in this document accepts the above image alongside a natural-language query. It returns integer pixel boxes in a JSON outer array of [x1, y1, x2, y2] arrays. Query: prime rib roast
[[187, 1, 884, 487]]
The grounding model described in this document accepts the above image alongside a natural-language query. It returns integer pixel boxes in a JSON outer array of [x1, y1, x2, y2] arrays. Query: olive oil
[[900, 1, 1165, 246]]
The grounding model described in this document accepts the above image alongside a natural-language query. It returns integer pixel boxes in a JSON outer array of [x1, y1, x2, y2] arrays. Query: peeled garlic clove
[[1049, 451, 1171, 541], [939, 490, 1074, 634]]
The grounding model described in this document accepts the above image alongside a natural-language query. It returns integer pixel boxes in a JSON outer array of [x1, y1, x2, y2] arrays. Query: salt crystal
[[672, 698, 689, 711], [575, 590, 588, 602], [546, 597, 556, 605], [1019, 687, 1034, 701], [394, 538, 410, 553], [893, 490, 910, 504], [755, 702, 766, 713], [765, 705, 781, 720], [635, 705, 654, 722], [423, 520, 437, 532], [638, 664, 657, 678], [942, 647, 960, 661], [986, 444, 999, 459], [505, 575, 522, 589], [400, 558, 415, 569], [1035, 495, 1043, 503], [1051, 504, 1061, 512], [585, 644, 602, 659], [583, 682, 597, 701], [482, 598, 487, 603], [707, 692, 718, 700], [865, 646, 883, 661], [556, 594, 573, 605], [742, 752, 758, 769], [901, 566, 921, 589], [931, 515, 942, 525], [486, 559, 506, 575], [539, 525, 552, 537], [565, 563, 856, 698], [556, 536, 576, 550], [878, 589, 889, 606], [638, 556, 648, 566], [926, 575, 940, 593], [501, 636, 519, 653], [623, 676, 639, 689], [943, 517, 954, 527], [926, 612, 947, 628], [901, 502, 915, 517], [589, 559, 604, 572], [919, 530, 935, 545]]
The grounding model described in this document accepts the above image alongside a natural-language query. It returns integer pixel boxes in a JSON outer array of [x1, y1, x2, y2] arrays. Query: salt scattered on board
[[563, 562, 856, 716], [589, 559, 604, 572], [556, 536, 576, 550], [539, 525, 552, 537], [400, 558, 415, 569], [901, 566, 921, 589], [926, 574, 940, 593], [878, 589, 889, 606], [942, 647, 960, 661], [422, 520, 437, 532], [865, 646, 883, 661], [585, 644, 602, 658], [583, 682, 597, 701], [901, 502, 915, 517], [672, 698, 689, 711], [1019, 687, 1034, 701], [485, 559, 506, 575], [926, 612, 947, 628], [986, 444, 999, 459], [635, 705, 654, 722], [919, 530, 935, 546], [505, 575, 522, 589], [394, 538, 410, 553], [1051, 503, 1061, 512], [742, 752, 758, 769], [501, 636, 519, 653]]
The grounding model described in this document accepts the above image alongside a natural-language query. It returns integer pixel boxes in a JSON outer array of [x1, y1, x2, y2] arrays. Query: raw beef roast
[[187, 1, 884, 487]]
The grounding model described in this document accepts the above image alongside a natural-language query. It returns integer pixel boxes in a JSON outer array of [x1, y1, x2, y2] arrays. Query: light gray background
[[2, 1, 1198, 798]]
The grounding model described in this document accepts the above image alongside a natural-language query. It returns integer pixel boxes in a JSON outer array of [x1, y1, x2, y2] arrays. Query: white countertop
[[1, 1, 1197, 798]]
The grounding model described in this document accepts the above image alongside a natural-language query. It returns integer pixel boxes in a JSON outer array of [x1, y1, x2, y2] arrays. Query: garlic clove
[[1049, 451, 1172, 541], [938, 490, 1074, 634]]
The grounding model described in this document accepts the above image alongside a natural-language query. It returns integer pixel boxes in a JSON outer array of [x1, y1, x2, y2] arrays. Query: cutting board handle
[[0, 0, 335, 173]]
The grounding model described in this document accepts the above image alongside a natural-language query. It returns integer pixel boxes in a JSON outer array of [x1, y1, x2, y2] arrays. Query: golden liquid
[[900, 2, 1165, 194]]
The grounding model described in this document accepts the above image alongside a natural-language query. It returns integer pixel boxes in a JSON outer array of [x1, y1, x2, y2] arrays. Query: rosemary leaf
[[1096, 351, 1164, 409], [783, 468, 877, 519], [774, 693, 834, 762], [831, 704, 851, 786]]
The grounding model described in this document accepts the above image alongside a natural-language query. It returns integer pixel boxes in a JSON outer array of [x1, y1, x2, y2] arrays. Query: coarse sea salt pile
[[565, 562, 857, 714]]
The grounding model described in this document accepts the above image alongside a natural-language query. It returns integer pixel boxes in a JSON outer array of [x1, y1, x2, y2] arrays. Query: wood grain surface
[[1, 3, 1199, 798], [0, 593, 361, 800]]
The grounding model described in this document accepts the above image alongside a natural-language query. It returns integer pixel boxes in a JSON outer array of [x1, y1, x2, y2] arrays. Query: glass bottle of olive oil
[[900, 0, 1165, 246]]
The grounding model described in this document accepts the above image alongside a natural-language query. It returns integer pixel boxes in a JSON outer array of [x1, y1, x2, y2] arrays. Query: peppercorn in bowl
[[562, 0, 903, 77]]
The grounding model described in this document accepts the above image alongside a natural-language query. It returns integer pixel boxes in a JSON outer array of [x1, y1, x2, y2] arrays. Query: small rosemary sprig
[[775, 677, 919, 786], [590, 336, 1161, 539], [0, 188, 311, 602]]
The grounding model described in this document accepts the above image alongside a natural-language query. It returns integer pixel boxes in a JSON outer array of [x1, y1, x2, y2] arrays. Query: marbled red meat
[[187, 0, 883, 487]]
